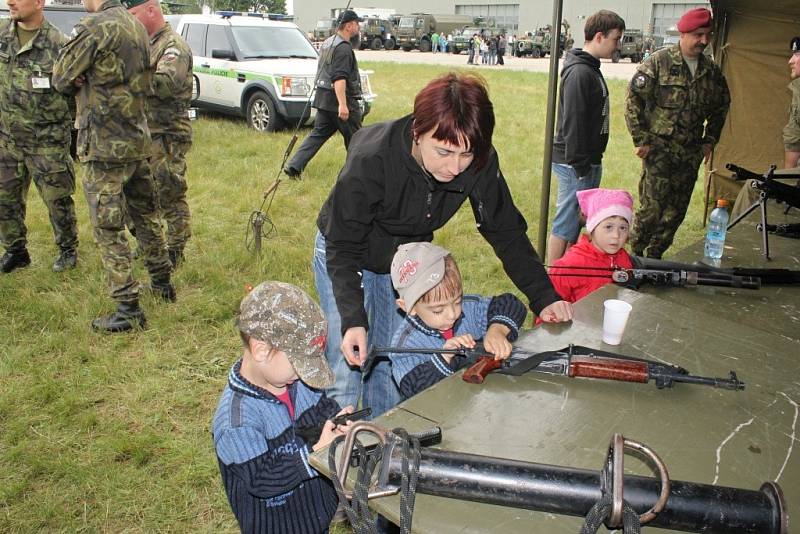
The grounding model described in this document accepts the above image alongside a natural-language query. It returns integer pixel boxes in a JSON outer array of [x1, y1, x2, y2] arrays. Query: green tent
[[706, 0, 800, 211]]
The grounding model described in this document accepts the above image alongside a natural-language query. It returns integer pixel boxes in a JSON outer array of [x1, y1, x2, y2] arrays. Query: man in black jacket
[[547, 10, 625, 265], [284, 10, 363, 178]]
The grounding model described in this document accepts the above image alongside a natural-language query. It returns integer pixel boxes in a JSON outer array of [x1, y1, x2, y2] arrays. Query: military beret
[[791, 37, 800, 53], [676, 8, 712, 33], [121, 0, 149, 9]]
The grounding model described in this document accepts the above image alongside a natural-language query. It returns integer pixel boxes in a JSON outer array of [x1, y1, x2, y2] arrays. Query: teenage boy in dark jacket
[[547, 10, 625, 266]]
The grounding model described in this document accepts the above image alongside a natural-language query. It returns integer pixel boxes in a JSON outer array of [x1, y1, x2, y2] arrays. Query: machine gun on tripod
[[726, 163, 800, 259]]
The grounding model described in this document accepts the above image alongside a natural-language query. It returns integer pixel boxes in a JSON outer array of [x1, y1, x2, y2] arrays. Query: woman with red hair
[[313, 72, 573, 417]]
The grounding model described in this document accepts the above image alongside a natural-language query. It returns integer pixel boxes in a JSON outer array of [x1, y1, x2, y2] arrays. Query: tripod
[[727, 183, 772, 259]]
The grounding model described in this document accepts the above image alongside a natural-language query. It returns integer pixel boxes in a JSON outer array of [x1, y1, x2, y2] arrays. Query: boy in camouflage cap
[[212, 281, 353, 533]]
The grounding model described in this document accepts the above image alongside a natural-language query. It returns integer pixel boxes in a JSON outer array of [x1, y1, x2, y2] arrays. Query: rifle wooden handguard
[[568, 355, 648, 383], [462, 355, 502, 384]]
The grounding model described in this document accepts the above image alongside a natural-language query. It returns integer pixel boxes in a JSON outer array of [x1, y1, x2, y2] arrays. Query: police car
[[169, 12, 375, 132]]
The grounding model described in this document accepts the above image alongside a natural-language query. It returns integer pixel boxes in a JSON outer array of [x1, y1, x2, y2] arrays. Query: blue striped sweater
[[390, 293, 527, 399], [212, 360, 340, 533]]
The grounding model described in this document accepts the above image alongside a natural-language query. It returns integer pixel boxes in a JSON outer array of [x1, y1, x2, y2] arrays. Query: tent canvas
[[707, 0, 800, 208]]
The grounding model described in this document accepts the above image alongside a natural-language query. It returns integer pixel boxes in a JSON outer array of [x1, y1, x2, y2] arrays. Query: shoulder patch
[[634, 74, 648, 89], [163, 47, 181, 60]]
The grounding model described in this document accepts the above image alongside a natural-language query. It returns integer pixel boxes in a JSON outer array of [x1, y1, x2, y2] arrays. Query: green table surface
[[645, 198, 800, 342], [311, 284, 799, 532]]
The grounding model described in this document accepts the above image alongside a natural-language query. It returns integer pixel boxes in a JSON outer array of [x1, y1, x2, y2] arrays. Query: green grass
[[0, 62, 711, 532]]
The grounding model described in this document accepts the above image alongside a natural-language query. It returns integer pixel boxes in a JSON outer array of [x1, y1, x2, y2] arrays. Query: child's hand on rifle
[[483, 324, 512, 360], [441, 334, 476, 362], [313, 406, 354, 451]]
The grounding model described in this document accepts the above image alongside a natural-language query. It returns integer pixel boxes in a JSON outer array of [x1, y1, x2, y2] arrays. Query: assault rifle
[[630, 256, 800, 285], [726, 163, 800, 258], [366, 344, 745, 390], [547, 256, 763, 290]]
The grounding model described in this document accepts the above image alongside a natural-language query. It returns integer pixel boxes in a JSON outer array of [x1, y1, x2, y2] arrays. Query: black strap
[[580, 494, 642, 534]]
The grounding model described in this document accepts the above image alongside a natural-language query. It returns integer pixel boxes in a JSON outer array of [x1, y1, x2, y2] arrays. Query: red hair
[[412, 73, 495, 170]]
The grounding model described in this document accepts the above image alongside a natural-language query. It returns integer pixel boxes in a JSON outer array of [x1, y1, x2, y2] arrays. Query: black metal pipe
[[385, 448, 786, 534]]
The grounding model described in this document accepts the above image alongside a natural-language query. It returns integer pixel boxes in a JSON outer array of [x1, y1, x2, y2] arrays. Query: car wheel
[[371, 37, 383, 50], [246, 91, 282, 132], [612, 50, 621, 63], [419, 39, 431, 52], [532, 47, 541, 58], [385, 37, 396, 50]]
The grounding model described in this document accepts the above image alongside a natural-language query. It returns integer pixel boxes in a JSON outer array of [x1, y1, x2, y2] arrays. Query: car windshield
[[399, 17, 415, 28], [233, 26, 317, 59]]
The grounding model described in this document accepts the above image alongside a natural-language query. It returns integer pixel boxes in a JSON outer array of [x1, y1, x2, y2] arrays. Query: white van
[[169, 12, 375, 132]]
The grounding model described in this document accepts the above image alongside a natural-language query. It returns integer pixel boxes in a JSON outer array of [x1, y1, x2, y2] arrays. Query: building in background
[[292, 1, 709, 40]]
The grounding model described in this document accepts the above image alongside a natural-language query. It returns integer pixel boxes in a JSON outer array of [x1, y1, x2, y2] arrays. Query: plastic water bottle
[[704, 199, 730, 260]]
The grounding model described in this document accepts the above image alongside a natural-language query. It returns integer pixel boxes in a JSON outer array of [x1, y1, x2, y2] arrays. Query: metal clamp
[[334, 421, 399, 501], [602, 433, 671, 528]]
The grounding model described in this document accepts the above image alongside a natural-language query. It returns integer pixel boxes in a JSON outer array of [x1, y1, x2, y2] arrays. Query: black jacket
[[552, 49, 610, 176], [317, 115, 559, 334]]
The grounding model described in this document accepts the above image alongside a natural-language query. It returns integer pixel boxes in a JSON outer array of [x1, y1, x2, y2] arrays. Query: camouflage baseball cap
[[237, 281, 334, 390], [121, 0, 149, 8], [391, 242, 450, 311]]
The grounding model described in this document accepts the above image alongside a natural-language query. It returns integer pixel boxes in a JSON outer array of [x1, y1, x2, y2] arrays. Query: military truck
[[613, 29, 645, 63], [515, 22, 571, 58], [358, 16, 397, 50], [449, 26, 499, 54], [313, 18, 337, 42], [396, 13, 474, 52]]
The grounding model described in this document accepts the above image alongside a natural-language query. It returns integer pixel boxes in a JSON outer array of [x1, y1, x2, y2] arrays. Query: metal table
[[311, 283, 799, 533], [642, 199, 800, 342]]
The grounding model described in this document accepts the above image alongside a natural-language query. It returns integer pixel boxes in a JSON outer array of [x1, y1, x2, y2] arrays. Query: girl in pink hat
[[548, 188, 635, 302]]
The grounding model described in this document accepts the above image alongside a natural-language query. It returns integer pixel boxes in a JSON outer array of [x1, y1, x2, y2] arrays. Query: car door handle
[[201, 63, 210, 68]]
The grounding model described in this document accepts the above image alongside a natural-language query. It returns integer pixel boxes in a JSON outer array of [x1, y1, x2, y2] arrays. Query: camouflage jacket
[[783, 78, 800, 152], [147, 23, 192, 142], [0, 18, 72, 148], [625, 44, 730, 148], [52, 0, 151, 163]]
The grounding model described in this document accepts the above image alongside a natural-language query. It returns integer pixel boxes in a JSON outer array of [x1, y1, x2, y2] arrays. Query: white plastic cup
[[602, 299, 633, 345]]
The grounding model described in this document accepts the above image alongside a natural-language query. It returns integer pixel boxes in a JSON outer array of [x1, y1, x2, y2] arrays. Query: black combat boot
[[150, 274, 177, 302], [91, 300, 146, 333], [0, 249, 31, 273], [168, 249, 184, 269], [52, 249, 78, 272]]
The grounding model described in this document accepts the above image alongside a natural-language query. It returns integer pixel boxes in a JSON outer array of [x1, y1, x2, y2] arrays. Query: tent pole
[[537, 0, 564, 256]]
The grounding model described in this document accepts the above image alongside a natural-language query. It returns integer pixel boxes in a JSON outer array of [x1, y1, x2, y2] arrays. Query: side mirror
[[211, 48, 236, 60]]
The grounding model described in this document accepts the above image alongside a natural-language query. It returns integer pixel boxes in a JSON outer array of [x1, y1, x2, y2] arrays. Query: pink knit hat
[[576, 188, 634, 234]]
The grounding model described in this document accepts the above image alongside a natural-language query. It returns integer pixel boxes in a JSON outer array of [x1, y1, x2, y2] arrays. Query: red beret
[[677, 8, 712, 33]]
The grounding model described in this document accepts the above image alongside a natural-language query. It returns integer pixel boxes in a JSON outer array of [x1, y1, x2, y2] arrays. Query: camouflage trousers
[[151, 135, 191, 253], [83, 159, 171, 303], [629, 144, 704, 258], [0, 143, 78, 254]]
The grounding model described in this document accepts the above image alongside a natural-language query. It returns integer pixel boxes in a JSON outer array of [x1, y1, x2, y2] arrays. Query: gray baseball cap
[[237, 281, 334, 389], [390, 242, 450, 311]]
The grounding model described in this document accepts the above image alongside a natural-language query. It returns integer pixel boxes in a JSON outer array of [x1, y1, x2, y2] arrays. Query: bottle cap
[[717, 199, 729, 208]]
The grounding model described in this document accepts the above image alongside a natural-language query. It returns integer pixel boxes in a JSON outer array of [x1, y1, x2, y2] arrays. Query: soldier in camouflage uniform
[[125, 0, 193, 268], [53, 0, 175, 333], [624, 7, 730, 259], [731, 36, 800, 220], [0, 0, 79, 274]]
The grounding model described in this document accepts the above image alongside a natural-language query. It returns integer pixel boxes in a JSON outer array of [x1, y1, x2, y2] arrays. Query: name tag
[[31, 76, 51, 89]]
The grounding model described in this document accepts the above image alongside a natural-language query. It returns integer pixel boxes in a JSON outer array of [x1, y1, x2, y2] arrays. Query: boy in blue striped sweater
[[389, 243, 528, 400], [212, 281, 354, 533]]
